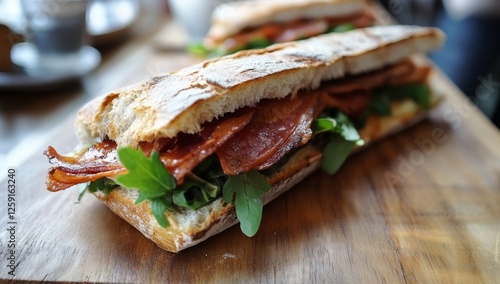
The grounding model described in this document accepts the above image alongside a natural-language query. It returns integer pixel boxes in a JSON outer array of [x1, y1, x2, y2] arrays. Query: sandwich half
[[197, 0, 375, 56], [45, 25, 445, 252]]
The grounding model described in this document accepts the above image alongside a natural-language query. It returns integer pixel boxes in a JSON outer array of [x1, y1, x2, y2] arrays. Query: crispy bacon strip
[[45, 109, 254, 191], [219, 10, 374, 53], [216, 92, 320, 175], [159, 109, 254, 183], [46, 60, 432, 192], [45, 140, 121, 173], [320, 90, 371, 117], [45, 141, 125, 192], [319, 61, 431, 117]]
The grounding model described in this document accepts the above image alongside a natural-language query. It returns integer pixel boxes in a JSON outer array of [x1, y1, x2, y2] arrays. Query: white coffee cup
[[167, 0, 235, 42], [20, 0, 88, 57]]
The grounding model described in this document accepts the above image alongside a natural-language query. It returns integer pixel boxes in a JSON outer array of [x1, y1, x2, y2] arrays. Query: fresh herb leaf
[[312, 117, 338, 135], [76, 184, 88, 204], [248, 37, 272, 49], [151, 197, 170, 227], [322, 135, 357, 175], [173, 188, 200, 209], [370, 94, 392, 116], [87, 177, 118, 194], [313, 111, 363, 175], [222, 170, 270, 237], [77, 178, 118, 203], [314, 111, 361, 142], [194, 155, 219, 174], [336, 113, 361, 142], [411, 85, 431, 110], [173, 176, 219, 210], [116, 148, 175, 199], [135, 191, 148, 205], [188, 173, 219, 198], [331, 23, 356, 33], [116, 147, 177, 227], [375, 84, 431, 110], [187, 41, 210, 57]]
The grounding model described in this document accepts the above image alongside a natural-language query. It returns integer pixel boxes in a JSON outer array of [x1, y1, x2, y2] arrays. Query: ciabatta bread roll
[[45, 26, 445, 252]]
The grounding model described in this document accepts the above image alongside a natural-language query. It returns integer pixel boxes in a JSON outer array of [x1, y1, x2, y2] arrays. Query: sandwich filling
[[45, 58, 433, 235], [202, 10, 374, 56]]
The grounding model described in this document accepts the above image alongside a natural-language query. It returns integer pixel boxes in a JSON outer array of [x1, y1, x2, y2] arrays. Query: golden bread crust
[[75, 26, 444, 148], [206, 0, 369, 42]]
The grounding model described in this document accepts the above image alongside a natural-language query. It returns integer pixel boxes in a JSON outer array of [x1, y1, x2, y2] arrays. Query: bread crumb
[[223, 253, 237, 260]]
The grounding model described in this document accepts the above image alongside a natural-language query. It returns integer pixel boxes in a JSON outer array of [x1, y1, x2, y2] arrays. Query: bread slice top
[[75, 25, 444, 148], [206, 0, 369, 42]]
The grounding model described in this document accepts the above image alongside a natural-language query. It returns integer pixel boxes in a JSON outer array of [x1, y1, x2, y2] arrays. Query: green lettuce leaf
[[77, 178, 118, 203], [187, 42, 210, 57], [151, 197, 170, 227], [115, 147, 176, 227], [374, 83, 431, 110], [248, 37, 272, 49], [173, 175, 219, 210], [331, 23, 356, 33], [322, 135, 357, 175], [222, 170, 270, 237], [313, 111, 364, 175], [116, 148, 176, 199]]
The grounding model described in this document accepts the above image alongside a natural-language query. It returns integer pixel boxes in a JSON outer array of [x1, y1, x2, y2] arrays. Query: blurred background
[[0, 0, 498, 169], [379, 0, 500, 128]]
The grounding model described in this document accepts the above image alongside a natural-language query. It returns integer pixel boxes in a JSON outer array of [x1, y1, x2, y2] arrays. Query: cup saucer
[[10, 42, 101, 77]]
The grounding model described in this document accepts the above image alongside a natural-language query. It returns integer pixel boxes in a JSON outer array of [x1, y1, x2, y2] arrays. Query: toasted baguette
[[77, 26, 445, 252], [75, 26, 444, 149], [93, 88, 442, 252], [206, 0, 369, 44]]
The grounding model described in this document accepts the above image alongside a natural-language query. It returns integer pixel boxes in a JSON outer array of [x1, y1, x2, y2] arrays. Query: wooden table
[[1, 14, 500, 284]]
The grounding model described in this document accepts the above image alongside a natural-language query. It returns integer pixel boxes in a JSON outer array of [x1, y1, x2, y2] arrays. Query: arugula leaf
[[115, 147, 176, 227], [314, 112, 361, 142], [187, 41, 210, 57], [77, 186, 87, 203], [313, 111, 363, 175], [336, 113, 361, 142], [151, 197, 170, 227], [173, 176, 219, 210], [356, 83, 432, 128], [322, 135, 357, 175], [312, 117, 338, 136], [370, 94, 392, 116], [134, 191, 148, 205], [88, 177, 119, 194], [222, 170, 270, 237], [248, 37, 272, 49], [331, 23, 356, 33], [375, 84, 431, 110], [173, 186, 206, 210], [77, 178, 118, 203], [116, 148, 175, 199], [410, 85, 431, 110]]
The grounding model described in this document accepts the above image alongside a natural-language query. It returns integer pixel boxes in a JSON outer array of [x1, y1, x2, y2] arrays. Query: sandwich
[[45, 25, 444, 252], [194, 0, 375, 56]]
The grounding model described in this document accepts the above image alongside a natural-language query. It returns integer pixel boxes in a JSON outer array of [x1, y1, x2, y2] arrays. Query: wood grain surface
[[1, 18, 500, 284]]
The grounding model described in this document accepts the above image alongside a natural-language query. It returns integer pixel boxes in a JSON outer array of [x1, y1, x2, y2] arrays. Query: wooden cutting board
[[1, 65, 499, 283], [1, 7, 500, 280]]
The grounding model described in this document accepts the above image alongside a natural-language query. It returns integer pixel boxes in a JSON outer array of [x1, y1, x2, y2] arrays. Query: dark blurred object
[[0, 24, 16, 72], [380, 0, 500, 128], [430, 9, 500, 128], [379, 0, 441, 26], [0, 0, 139, 50], [0, 0, 101, 92], [20, 0, 88, 56]]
